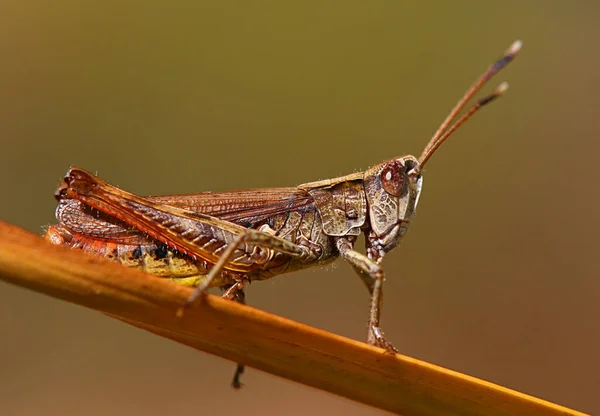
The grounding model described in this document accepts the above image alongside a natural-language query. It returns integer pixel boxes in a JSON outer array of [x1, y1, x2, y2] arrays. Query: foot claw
[[231, 364, 245, 389], [177, 287, 208, 317], [378, 341, 399, 355], [371, 326, 398, 354]]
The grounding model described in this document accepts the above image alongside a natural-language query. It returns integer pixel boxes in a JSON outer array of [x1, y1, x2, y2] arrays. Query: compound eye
[[380, 160, 404, 197]]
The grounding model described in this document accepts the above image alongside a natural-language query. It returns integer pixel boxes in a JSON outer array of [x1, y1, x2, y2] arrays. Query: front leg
[[336, 238, 397, 353]]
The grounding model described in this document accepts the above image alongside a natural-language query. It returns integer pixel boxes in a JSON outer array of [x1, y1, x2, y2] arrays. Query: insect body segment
[[46, 222, 212, 286]]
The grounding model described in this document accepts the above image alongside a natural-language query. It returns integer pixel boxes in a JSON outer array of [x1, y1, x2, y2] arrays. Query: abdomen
[[44, 224, 232, 287]]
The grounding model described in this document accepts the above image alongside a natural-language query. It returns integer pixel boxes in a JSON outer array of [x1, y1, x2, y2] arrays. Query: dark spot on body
[[132, 246, 143, 259], [238, 220, 253, 228], [155, 244, 169, 259], [107, 248, 118, 259]]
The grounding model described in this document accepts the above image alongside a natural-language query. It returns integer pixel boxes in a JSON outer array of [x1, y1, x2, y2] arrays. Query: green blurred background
[[1, 1, 598, 415]]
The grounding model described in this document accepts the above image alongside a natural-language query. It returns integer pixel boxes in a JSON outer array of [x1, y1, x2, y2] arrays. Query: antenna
[[413, 40, 522, 174]]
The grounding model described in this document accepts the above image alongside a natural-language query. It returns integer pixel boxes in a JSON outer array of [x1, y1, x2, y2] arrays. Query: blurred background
[[1, 1, 598, 415]]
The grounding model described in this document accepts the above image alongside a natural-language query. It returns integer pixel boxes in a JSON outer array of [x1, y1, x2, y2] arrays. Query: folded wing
[[56, 187, 315, 244]]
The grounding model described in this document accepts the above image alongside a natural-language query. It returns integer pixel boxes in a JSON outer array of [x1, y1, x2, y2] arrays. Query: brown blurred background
[[1, 1, 599, 415]]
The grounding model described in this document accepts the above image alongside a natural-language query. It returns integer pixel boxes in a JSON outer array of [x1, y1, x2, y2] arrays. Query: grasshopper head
[[363, 157, 423, 246], [361, 40, 522, 260]]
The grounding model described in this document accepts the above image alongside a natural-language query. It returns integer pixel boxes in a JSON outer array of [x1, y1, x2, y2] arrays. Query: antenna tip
[[477, 82, 509, 106], [495, 81, 510, 95], [507, 40, 523, 56]]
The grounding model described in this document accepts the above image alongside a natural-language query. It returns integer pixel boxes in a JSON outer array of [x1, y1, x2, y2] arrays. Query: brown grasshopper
[[45, 41, 522, 388]]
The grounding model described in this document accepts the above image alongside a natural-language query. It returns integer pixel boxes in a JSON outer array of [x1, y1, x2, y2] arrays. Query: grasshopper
[[45, 41, 522, 388]]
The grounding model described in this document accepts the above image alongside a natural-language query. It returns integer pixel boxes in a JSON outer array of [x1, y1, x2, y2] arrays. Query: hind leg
[[221, 280, 247, 388]]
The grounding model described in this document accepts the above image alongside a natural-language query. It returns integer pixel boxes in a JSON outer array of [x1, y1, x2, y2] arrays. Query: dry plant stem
[[0, 221, 587, 416]]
